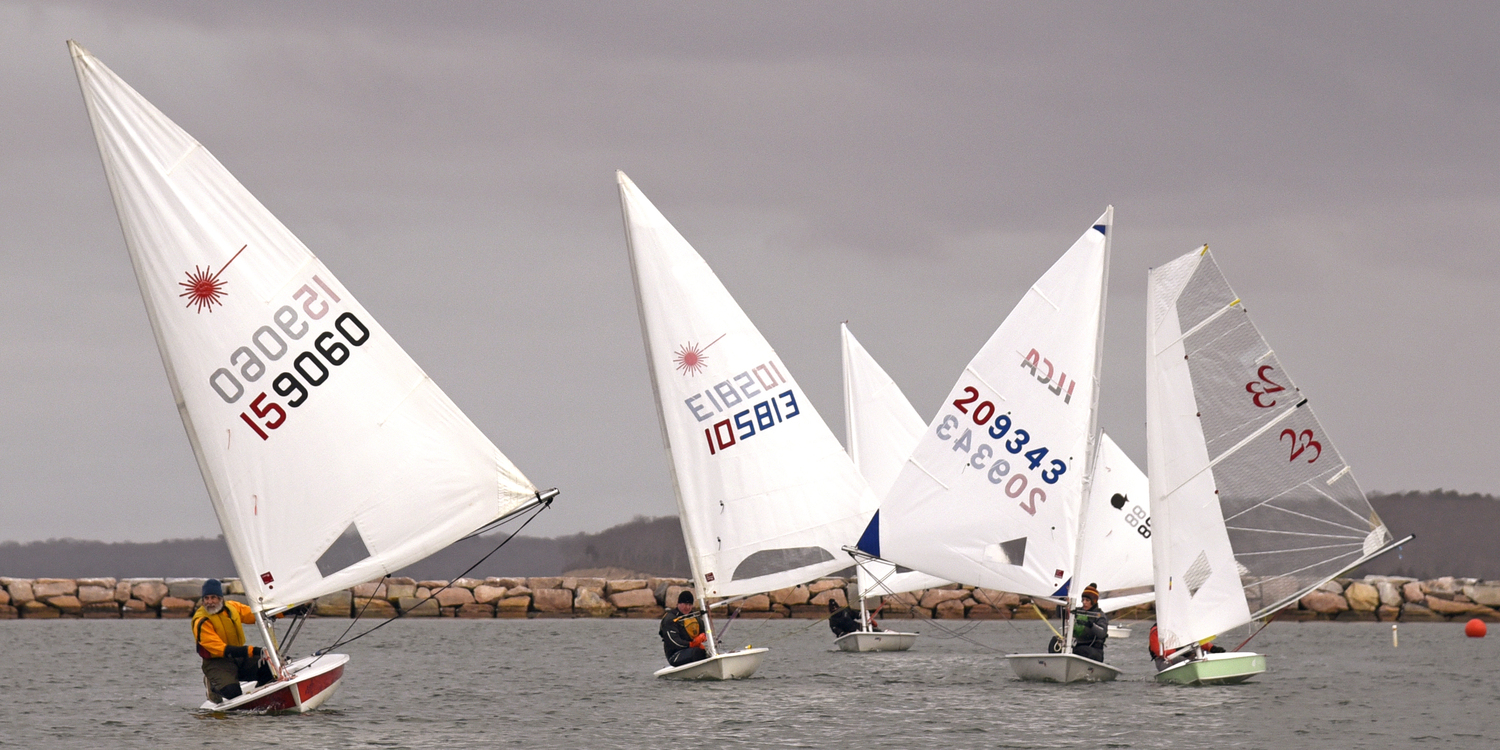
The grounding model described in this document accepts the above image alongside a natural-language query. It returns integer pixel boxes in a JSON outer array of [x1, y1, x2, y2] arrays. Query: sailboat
[[618, 172, 879, 680], [1145, 245, 1409, 686], [70, 41, 555, 712], [860, 209, 1154, 682], [838, 324, 948, 652], [843, 324, 1153, 654]]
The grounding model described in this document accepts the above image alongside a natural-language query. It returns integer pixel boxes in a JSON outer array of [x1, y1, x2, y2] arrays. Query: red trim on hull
[[298, 663, 344, 703], [235, 663, 345, 713], [239, 683, 300, 713]]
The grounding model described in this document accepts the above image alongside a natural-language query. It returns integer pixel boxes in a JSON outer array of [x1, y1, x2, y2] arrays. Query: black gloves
[[224, 644, 254, 660]]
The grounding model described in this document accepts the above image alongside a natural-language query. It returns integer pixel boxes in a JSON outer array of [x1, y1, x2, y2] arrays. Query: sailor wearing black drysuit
[[659, 590, 709, 667], [828, 599, 862, 638], [1049, 582, 1109, 662]]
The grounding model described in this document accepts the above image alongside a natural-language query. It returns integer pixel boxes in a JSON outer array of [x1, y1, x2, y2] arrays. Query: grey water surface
[[0, 617, 1493, 748]]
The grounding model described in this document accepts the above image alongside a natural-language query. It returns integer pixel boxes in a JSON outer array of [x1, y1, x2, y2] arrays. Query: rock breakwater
[[2, 575, 1497, 622]]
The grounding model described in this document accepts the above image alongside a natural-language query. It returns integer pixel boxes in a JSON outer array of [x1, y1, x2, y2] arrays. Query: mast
[[1065, 206, 1113, 655], [255, 614, 286, 676], [842, 323, 866, 634], [617, 172, 718, 657]]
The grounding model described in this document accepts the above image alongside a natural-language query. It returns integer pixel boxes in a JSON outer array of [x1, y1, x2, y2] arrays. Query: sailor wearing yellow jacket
[[192, 579, 275, 702]]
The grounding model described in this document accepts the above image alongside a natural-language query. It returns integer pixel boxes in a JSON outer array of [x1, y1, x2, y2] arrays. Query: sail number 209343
[[937, 386, 1069, 516]]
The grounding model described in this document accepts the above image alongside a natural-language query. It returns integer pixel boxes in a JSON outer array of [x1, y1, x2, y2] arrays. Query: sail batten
[[71, 41, 543, 612]]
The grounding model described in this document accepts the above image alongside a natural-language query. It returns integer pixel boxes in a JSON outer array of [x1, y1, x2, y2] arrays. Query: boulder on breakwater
[[2, 574, 1497, 623]]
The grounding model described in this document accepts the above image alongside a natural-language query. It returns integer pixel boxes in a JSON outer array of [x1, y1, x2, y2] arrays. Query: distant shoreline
[[2, 493, 1494, 583], [3, 573, 1496, 623]]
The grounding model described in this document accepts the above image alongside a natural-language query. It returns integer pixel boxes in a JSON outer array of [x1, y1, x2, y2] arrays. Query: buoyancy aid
[[192, 600, 255, 659]]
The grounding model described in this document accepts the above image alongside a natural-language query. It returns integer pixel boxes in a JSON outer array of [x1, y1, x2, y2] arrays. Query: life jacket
[[1072, 608, 1106, 647], [683, 615, 701, 640], [192, 601, 250, 659]]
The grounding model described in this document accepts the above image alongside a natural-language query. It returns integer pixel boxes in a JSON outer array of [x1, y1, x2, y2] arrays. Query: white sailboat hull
[[1107, 624, 1132, 638], [654, 647, 769, 681], [199, 654, 350, 713], [1006, 652, 1121, 683], [834, 630, 917, 652]]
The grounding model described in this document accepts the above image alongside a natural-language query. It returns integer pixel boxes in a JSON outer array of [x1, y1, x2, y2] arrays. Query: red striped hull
[[200, 654, 349, 714]]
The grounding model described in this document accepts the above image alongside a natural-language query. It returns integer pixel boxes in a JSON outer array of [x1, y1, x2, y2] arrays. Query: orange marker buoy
[[1465, 618, 1487, 638]]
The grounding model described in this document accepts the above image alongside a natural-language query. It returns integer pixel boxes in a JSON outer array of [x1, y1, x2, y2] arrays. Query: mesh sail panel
[[1174, 255, 1237, 332], [1178, 254, 1390, 619], [1149, 255, 1200, 333], [1181, 313, 1293, 459]]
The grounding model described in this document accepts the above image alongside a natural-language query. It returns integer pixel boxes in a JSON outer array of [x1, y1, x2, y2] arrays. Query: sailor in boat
[[1147, 623, 1224, 671], [1049, 583, 1109, 662], [659, 591, 710, 667], [827, 599, 864, 638], [192, 579, 275, 703]]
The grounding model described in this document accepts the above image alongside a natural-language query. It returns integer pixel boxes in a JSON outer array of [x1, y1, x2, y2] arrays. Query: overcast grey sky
[[3, 2, 1496, 543]]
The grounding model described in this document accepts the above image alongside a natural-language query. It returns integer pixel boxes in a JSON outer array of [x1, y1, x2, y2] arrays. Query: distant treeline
[[1356, 490, 1500, 580], [0, 536, 238, 579], [392, 514, 689, 580], [0, 515, 690, 580], [0, 492, 1489, 581]]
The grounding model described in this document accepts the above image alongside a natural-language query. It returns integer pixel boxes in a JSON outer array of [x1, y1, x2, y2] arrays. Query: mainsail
[[846, 324, 1152, 613], [869, 211, 1111, 598], [619, 171, 877, 600], [71, 42, 545, 615], [840, 324, 948, 599], [1074, 434, 1155, 613], [1147, 246, 1397, 650]]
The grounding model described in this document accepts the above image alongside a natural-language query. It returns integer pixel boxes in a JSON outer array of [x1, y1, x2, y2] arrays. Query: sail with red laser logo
[[619, 172, 877, 603], [71, 41, 550, 626]]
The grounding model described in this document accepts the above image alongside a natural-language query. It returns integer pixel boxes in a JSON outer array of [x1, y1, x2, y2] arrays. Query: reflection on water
[[1, 618, 1495, 748]]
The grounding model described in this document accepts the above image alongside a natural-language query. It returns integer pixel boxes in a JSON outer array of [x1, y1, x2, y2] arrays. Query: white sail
[[1074, 434, 1155, 613], [71, 42, 542, 614], [618, 172, 877, 599], [871, 210, 1111, 598], [1147, 246, 1394, 651], [840, 324, 949, 599]]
